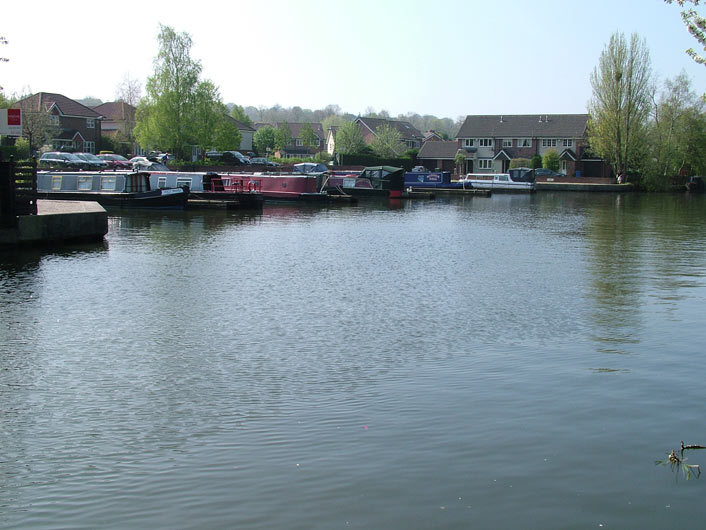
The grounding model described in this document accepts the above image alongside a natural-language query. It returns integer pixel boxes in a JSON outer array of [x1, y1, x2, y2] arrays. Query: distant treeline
[[227, 103, 463, 139]]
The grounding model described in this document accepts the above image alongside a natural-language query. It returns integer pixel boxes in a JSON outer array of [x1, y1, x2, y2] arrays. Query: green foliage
[[135, 24, 229, 159], [666, 1, 706, 66], [100, 135, 118, 155], [335, 122, 366, 154], [510, 158, 531, 169], [274, 122, 292, 150], [300, 122, 318, 149], [254, 126, 276, 155], [371, 124, 402, 158], [14, 137, 30, 159], [588, 32, 653, 177], [403, 147, 419, 160], [321, 114, 348, 133], [542, 149, 561, 171], [530, 155, 543, 169], [314, 151, 332, 164], [0, 88, 12, 108], [230, 104, 253, 127]]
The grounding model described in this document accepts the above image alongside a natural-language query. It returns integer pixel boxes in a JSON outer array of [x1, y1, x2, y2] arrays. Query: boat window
[[176, 177, 192, 188], [78, 176, 93, 191], [101, 176, 117, 191], [158, 176, 167, 189], [498, 175, 509, 182], [51, 176, 62, 190]]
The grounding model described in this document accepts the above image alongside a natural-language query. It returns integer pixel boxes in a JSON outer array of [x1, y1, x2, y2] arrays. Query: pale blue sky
[[2, 0, 703, 120]]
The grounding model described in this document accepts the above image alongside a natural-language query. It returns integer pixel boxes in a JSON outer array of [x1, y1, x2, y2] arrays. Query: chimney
[[500, 115, 503, 123], [545, 115, 549, 122], [538, 116, 543, 123]]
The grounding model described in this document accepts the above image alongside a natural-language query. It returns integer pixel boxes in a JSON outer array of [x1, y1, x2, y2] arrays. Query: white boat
[[460, 169, 535, 192]]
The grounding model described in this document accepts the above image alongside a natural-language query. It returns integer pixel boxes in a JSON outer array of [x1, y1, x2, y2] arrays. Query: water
[[2, 192, 706, 529]]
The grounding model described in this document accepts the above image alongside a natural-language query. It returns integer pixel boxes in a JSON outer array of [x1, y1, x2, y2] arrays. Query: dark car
[[224, 151, 251, 165], [533, 168, 563, 178], [39, 152, 90, 170], [74, 152, 110, 170], [220, 151, 247, 165], [98, 153, 132, 169], [250, 157, 280, 167]]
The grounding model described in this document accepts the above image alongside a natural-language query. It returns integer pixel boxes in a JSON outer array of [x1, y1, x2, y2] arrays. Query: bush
[[542, 149, 561, 171], [314, 151, 332, 164], [530, 154, 543, 169], [510, 158, 531, 169]]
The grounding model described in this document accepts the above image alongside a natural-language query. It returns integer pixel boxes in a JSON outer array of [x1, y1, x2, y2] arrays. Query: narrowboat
[[323, 166, 405, 198], [36, 171, 189, 208], [147, 171, 264, 209], [216, 163, 333, 201], [404, 169, 468, 189]]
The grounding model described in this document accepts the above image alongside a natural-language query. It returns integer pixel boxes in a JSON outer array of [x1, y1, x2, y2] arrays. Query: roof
[[92, 101, 136, 122], [13, 92, 103, 119], [418, 141, 462, 160], [225, 115, 256, 132], [356, 117, 423, 141], [457, 114, 589, 139]]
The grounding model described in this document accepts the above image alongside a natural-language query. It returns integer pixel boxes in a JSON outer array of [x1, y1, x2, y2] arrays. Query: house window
[[563, 139, 573, 147], [478, 159, 493, 170], [406, 140, 415, 148], [503, 139, 512, 147], [49, 115, 59, 126], [478, 138, 492, 147], [86, 118, 95, 129], [296, 139, 303, 146], [517, 138, 531, 148], [83, 141, 95, 154], [464, 139, 474, 147], [542, 139, 557, 147]]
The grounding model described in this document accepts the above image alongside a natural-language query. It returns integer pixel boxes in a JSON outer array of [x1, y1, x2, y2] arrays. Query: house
[[226, 116, 256, 152], [92, 101, 140, 154], [256, 122, 326, 159], [455, 114, 610, 177], [13, 92, 103, 153], [326, 126, 338, 156], [423, 129, 443, 142], [355, 117, 423, 153], [417, 141, 464, 173]]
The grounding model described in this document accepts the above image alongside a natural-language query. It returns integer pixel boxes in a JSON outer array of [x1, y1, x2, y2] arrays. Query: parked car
[[250, 157, 280, 167], [130, 156, 170, 172], [220, 151, 249, 165], [224, 151, 251, 165], [39, 152, 90, 170], [533, 168, 563, 178], [74, 152, 109, 170], [97, 153, 132, 169], [205, 151, 223, 160]]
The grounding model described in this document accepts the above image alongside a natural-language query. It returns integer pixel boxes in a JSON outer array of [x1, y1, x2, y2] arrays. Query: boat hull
[[34, 188, 188, 209]]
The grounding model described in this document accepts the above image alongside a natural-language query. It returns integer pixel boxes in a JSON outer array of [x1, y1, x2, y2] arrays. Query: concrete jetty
[[0, 200, 108, 247]]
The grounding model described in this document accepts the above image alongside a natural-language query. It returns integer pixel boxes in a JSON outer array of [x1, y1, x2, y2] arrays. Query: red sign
[[7, 109, 21, 126]]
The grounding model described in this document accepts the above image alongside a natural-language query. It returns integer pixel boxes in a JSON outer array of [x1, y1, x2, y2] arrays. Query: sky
[[2, 0, 703, 120]]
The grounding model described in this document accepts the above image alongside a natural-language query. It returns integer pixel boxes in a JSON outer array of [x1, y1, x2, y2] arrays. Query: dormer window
[[86, 118, 95, 129], [49, 115, 59, 126]]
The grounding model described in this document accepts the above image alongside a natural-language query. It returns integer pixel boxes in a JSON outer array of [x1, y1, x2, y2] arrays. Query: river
[[2, 191, 706, 529]]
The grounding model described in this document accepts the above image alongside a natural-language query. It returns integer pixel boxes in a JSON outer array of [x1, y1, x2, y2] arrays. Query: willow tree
[[588, 32, 653, 177]]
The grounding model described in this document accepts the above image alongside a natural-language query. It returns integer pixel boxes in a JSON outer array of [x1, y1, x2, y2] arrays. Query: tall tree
[[335, 122, 366, 154], [588, 32, 653, 177], [191, 80, 241, 151], [230, 104, 253, 127], [115, 73, 142, 106], [371, 123, 402, 158], [666, 0, 706, 65], [135, 25, 204, 158]]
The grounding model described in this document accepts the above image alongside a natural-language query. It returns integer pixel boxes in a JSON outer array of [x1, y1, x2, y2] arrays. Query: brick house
[[13, 92, 103, 153], [255, 122, 325, 159], [417, 140, 464, 173], [92, 101, 139, 154], [455, 114, 610, 177], [354, 117, 423, 154]]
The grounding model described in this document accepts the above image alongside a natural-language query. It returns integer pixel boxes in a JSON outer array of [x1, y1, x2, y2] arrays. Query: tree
[[530, 155, 543, 169], [335, 121, 366, 154], [371, 123, 402, 158], [667, 0, 706, 66], [455, 151, 467, 175], [542, 149, 561, 171], [588, 32, 653, 177], [21, 111, 59, 152], [115, 73, 142, 106], [230, 104, 253, 127], [1, 36, 8, 91], [253, 126, 276, 155], [274, 122, 292, 150], [191, 80, 241, 151], [135, 25, 205, 158], [300, 122, 318, 150]]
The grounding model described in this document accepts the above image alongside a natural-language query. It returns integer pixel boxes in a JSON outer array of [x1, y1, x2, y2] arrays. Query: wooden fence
[[0, 157, 37, 228]]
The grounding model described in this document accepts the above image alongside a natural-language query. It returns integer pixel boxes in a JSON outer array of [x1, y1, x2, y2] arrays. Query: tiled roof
[[457, 114, 588, 139], [92, 101, 136, 121], [225, 115, 256, 131], [13, 92, 102, 119], [356, 117, 424, 141], [418, 140, 461, 159]]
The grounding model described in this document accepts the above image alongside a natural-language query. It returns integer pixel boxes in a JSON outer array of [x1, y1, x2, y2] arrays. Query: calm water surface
[[2, 192, 706, 529]]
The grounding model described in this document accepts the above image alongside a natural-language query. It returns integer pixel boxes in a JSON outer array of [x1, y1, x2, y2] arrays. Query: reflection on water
[[2, 192, 706, 528]]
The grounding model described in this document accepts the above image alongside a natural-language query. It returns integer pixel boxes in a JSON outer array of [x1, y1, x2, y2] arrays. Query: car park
[[39, 152, 91, 170]]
